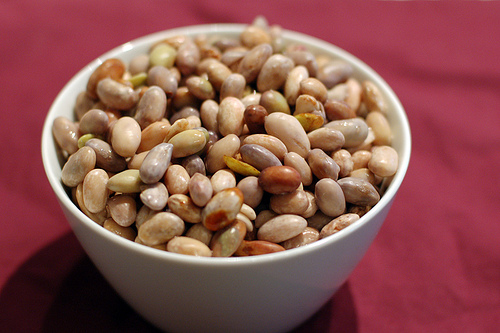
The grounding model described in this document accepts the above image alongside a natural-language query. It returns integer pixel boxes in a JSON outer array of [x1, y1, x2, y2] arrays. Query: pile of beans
[[52, 17, 399, 257]]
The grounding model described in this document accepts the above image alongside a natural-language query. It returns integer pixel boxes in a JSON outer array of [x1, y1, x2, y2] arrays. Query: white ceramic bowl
[[42, 24, 411, 333]]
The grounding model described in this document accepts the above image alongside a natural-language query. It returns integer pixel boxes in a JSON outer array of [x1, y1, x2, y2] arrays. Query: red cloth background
[[1, 1, 499, 332]]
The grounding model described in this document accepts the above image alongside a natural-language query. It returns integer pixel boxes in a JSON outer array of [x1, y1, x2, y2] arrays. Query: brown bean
[[61, 146, 96, 187], [87, 58, 126, 99], [337, 177, 380, 206], [237, 43, 273, 83], [201, 187, 244, 231], [79, 109, 109, 136], [235, 240, 285, 256], [210, 220, 247, 257], [307, 148, 340, 180], [243, 104, 268, 134], [258, 165, 302, 194], [168, 194, 202, 223], [52, 116, 79, 155], [96, 78, 139, 110]]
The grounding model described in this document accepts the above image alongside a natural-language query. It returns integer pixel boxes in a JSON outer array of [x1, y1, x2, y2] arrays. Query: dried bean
[[259, 89, 290, 114], [138, 212, 185, 246], [362, 80, 387, 114], [324, 118, 369, 148], [284, 50, 317, 77], [202, 187, 244, 231], [332, 149, 354, 178], [53, 116, 79, 155], [337, 177, 380, 206], [96, 78, 139, 110], [317, 60, 353, 89], [139, 143, 173, 184], [258, 165, 301, 194], [237, 43, 273, 83], [205, 133, 240, 174], [281, 227, 320, 249], [82, 168, 109, 214], [240, 144, 282, 171], [308, 127, 345, 152], [257, 54, 294, 92], [210, 220, 247, 257], [324, 99, 356, 121], [243, 104, 268, 134], [176, 41, 201, 76], [61, 147, 96, 187], [79, 109, 109, 136], [235, 240, 285, 256], [185, 223, 213, 246], [140, 182, 169, 211], [147, 66, 178, 98], [257, 214, 307, 243], [168, 129, 206, 158], [366, 111, 392, 146], [108, 169, 143, 193], [87, 58, 126, 99], [308, 148, 340, 180], [300, 78, 328, 104], [165, 164, 190, 195], [210, 169, 237, 193], [217, 96, 245, 136], [270, 189, 309, 215], [167, 236, 212, 257], [167, 194, 202, 223], [134, 86, 167, 129], [315, 178, 346, 217], [265, 112, 310, 158], [107, 194, 137, 227], [137, 121, 171, 153], [319, 213, 359, 239], [368, 145, 398, 177], [236, 176, 264, 208], [149, 43, 177, 68], [220, 73, 246, 100], [111, 116, 141, 158], [284, 152, 313, 186], [103, 218, 137, 241]]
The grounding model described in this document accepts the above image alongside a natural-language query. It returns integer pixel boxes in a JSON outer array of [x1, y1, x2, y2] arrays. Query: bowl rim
[[42, 23, 411, 267]]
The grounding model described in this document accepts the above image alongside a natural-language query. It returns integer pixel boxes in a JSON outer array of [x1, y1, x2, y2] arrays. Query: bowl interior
[[41, 23, 411, 265]]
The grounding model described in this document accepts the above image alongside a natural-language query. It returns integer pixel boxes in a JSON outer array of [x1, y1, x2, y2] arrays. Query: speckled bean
[[217, 96, 245, 136], [134, 86, 167, 129], [235, 240, 285, 256], [324, 118, 369, 148], [139, 143, 173, 184], [237, 43, 273, 83], [79, 109, 109, 136], [281, 226, 320, 249], [53, 116, 79, 155], [257, 214, 307, 243], [147, 66, 178, 98], [308, 127, 345, 152], [368, 145, 399, 177], [138, 212, 185, 246], [85, 138, 127, 173], [82, 168, 109, 214], [96, 78, 138, 110], [167, 194, 202, 223], [319, 213, 360, 239], [265, 112, 310, 158], [332, 149, 354, 178], [111, 116, 141, 158], [167, 236, 212, 257], [324, 99, 356, 121], [165, 164, 190, 195], [205, 133, 240, 174], [258, 165, 302, 194], [236, 176, 264, 208], [202, 187, 244, 231], [270, 189, 309, 215], [61, 146, 96, 187], [337, 177, 380, 206], [315, 178, 346, 217], [107, 169, 142, 193], [140, 182, 168, 211], [307, 148, 340, 180], [107, 194, 137, 227]]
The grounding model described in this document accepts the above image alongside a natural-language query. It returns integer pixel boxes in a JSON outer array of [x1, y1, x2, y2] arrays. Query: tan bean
[[366, 111, 392, 146], [185, 223, 213, 246], [235, 212, 254, 232], [259, 89, 290, 115], [281, 227, 320, 249], [332, 149, 353, 178], [163, 118, 191, 143], [75, 91, 96, 120], [307, 148, 340, 180], [315, 178, 346, 217], [96, 78, 138, 110], [205, 133, 240, 174], [239, 25, 272, 48], [61, 146, 96, 187], [220, 73, 246, 100], [107, 194, 137, 227], [135, 204, 158, 229], [164, 164, 190, 195], [349, 168, 379, 186], [265, 112, 310, 158], [167, 236, 212, 257], [257, 214, 307, 243], [324, 99, 356, 121], [308, 127, 345, 152], [345, 78, 362, 113], [299, 78, 328, 104], [368, 145, 399, 177], [317, 60, 353, 89], [284, 50, 317, 77], [319, 213, 360, 239], [243, 104, 268, 134], [52, 116, 79, 155], [294, 94, 321, 115], [306, 210, 333, 231], [242, 134, 287, 161], [108, 169, 143, 193], [351, 150, 372, 170], [362, 80, 387, 115], [167, 194, 202, 223], [182, 154, 206, 177], [137, 121, 171, 153], [300, 190, 318, 219], [348, 205, 372, 218], [211, 169, 237, 194], [270, 189, 309, 215], [103, 218, 137, 241], [217, 96, 245, 136], [235, 240, 285, 256], [134, 86, 167, 129], [283, 152, 313, 186], [241, 92, 262, 108], [82, 168, 109, 214], [237, 43, 273, 83], [256, 54, 294, 92], [147, 66, 178, 98], [73, 183, 107, 225], [199, 99, 219, 133], [258, 165, 302, 194], [337, 177, 380, 206], [111, 116, 141, 158], [129, 54, 149, 76], [138, 212, 185, 246], [140, 182, 169, 211], [236, 176, 264, 208], [185, 75, 215, 100], [205, 60, 232, 91], [202, 187, 244, 231], [176, 41, 201, 76], [284, 66, 309, 105], [87, 58, 126, 99], [239, 203, 257, 221], [324, 118, 369, 148], [210, 220, 247, 257], [79, 109, 109, 136], [85, 138, 127, 173], [188, 173, 213, 207]]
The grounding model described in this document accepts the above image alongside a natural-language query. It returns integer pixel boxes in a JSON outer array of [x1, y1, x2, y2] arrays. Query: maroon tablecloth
[[1, 1, 499, 332]]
